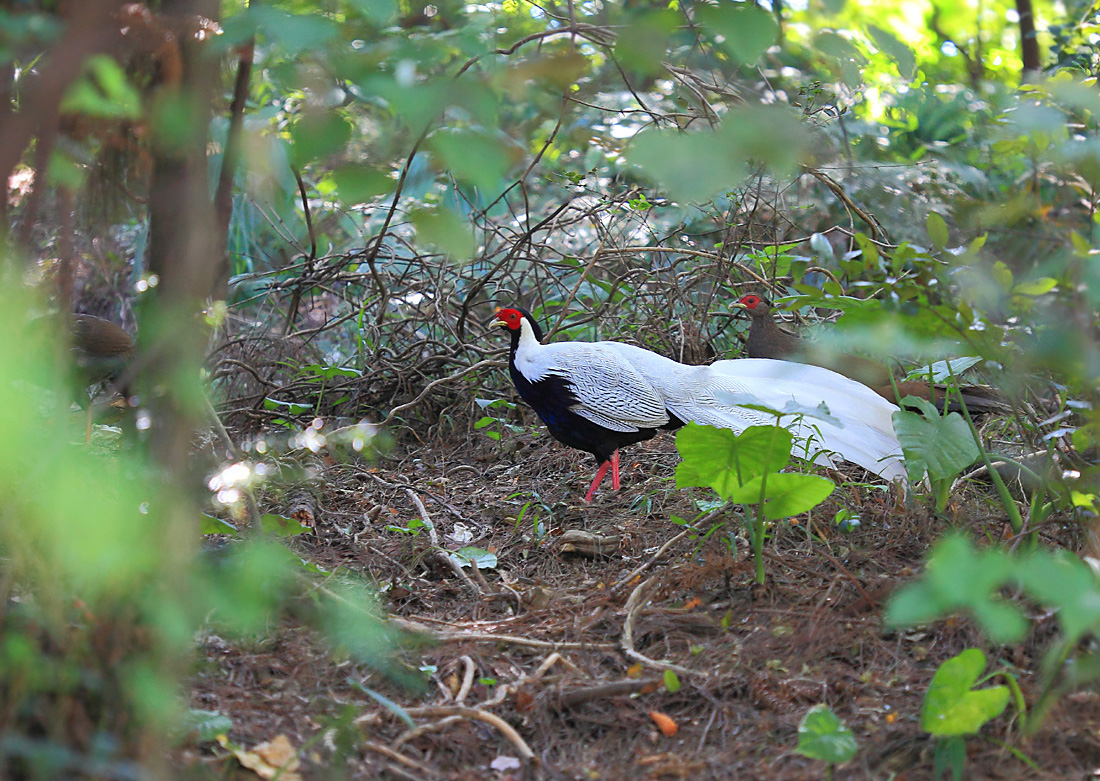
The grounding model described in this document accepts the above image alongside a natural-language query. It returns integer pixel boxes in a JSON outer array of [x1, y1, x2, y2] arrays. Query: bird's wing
[[538, 342, 670, 431]]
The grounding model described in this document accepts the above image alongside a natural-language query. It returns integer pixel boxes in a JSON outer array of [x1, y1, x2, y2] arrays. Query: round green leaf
[[796, 705, 858, 764]]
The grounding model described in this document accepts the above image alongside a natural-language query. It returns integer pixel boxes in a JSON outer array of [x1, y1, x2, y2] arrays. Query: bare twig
[[621, 577, 701, 678], [395, 706, 537, 764]]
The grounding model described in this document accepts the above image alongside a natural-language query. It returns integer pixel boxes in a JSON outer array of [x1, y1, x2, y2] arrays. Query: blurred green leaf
[[697, 3, 779, 65], [347, 0, 398, 26], [260, 513, 310, 537], [885, 536, 1028, 643], [663, 668, 681, 693], [248, 6, 339, 53], [412, 206, 476, 260], [1015, 552, 1100, 642], [332, 163, 393, 204], [866, 25, 916, 79], [627, 106, 811, 202], [627, 127, 747, 203], [290, 112, 353, 167], [614, 9, 678, 75], [430, 128, 518, 193], [60, 54, 141, 119], [926, 211, 949, 249]]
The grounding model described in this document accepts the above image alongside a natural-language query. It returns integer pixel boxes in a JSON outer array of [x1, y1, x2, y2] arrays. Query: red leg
[[610, 450, 621, 490], [584, 460, 611, 503]]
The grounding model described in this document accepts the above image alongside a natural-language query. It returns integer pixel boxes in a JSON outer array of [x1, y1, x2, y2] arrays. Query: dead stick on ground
[[455, 655, 476, 704], [362, 740, 439, 778], [392, 715, 464, 748], [400, 706, 537, 764], [611, 526, 694, 592], [622, 577, 700, 678], [388, 617, 617, 651], [405, 487, 480, 596], [555, 678, 664, 707]]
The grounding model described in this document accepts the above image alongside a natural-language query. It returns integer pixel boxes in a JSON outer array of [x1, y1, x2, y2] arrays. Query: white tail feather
[[608, 349, 906, 482]]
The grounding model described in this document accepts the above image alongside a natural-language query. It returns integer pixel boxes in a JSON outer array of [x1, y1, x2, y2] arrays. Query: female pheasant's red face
[[738, 294, 762, 309], [492, 308, 524, 330]]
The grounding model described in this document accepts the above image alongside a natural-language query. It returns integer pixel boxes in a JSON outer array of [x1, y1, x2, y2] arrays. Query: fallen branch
[[361, 740, 440, 779], [611, 526, 694, 592], [455, 655, 476, 704], [554, 677, 664, 708], [398, 706, 537, 764], [405, 488, 480, 597], [621, 577, 701, 678], [389, 617, 617, 651]]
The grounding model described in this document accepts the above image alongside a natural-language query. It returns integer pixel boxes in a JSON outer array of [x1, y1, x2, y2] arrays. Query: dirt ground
[[182, 430, 1100, 780]]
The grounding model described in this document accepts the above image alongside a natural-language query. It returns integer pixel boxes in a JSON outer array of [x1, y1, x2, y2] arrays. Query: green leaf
[[263, 397, 313, 416], [697, 3, 779, 65], [60, 54, 141, 119], [614, 9, 678, 75], [299, 364, 362, 380], [290, 112, 352, 167], [412, 206, 476, 261], [991, 261, 1014, 291], [675, 424, 792, 499], [447, 547, 498, 570], [430, 128, 518, 193], [921, 649, 1009, 736], [926, 211, 950, 249], [353, 681, 416, 729], [627, 106, 809, 203], [332, 163, 393, 204], [866, 25, 916, 79], [201, 513, 239, 536], [933, 736, 967, 781], [260, 513, 310, 537], [183, 709, 234, 742], [884, 536, 1028, 643], [248, 6, 339, 54], [347, 0, 398, 25], [663, 669, 681, 693], [795, 705, 858, 764], [727, 472, 835, 520], [1012, 277, 1058, 296], [1016, 550, 1100, 642], [902, 356, 983, 383], [627, 127, 747, 203], [813, 31, 866, 64], [892, 398, 979, 482]]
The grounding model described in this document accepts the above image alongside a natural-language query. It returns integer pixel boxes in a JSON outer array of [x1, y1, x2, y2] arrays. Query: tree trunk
[[1015, 0, 1041, 79]]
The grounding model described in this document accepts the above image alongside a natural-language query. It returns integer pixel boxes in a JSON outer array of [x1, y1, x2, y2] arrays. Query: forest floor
[[182, 429, 1100, 780]]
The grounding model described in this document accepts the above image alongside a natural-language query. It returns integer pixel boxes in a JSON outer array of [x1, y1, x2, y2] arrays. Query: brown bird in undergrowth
[[72, 314, 135, 385], [69, 314, 136, 441], [735, 294, 1010, 415]]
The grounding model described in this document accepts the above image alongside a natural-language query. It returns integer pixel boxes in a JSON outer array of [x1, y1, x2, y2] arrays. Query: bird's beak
[[489, 309, 507, 328], [731, 301, 747, 310]]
